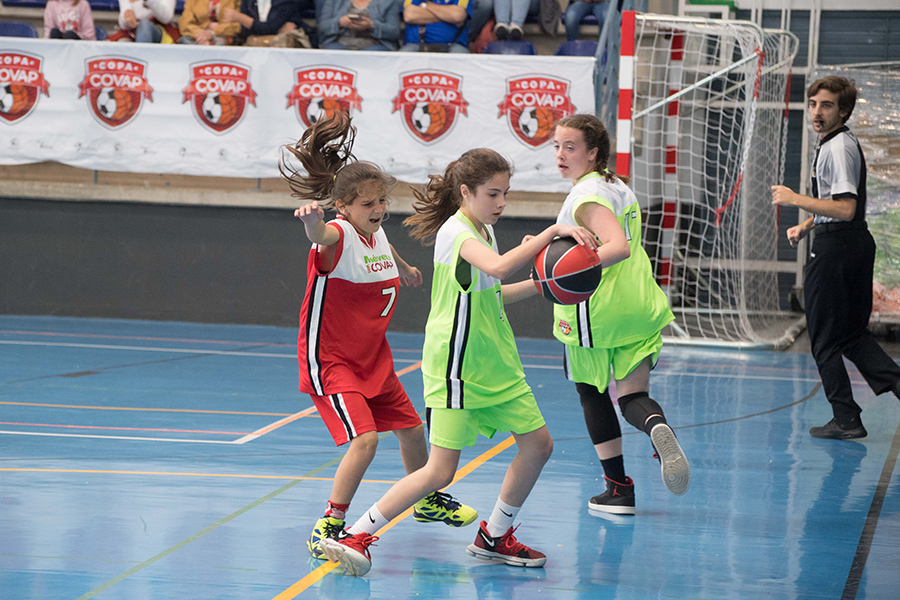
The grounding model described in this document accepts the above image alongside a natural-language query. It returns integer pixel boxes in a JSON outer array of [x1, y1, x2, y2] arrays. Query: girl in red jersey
[[280, 112, 477, 560]]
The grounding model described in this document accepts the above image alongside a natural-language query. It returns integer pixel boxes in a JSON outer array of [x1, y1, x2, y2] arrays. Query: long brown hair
[[554, 114, 628, 185], [404, 148, 512, 243], [279, 111, 396, 211]]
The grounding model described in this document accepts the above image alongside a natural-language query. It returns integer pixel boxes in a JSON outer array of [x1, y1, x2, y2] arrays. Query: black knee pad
[[618, 392, 664, 434], [575, 382, 621, 445]]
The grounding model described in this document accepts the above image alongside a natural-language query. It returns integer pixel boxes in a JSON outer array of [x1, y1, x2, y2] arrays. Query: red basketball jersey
[[298, 218, 401, 397]]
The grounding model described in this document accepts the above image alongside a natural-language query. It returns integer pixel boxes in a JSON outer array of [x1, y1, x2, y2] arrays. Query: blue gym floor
[[1, 315, 898, 600]]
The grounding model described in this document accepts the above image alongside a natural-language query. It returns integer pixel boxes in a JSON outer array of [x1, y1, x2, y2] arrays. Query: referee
[[771, 75, 900, 440]]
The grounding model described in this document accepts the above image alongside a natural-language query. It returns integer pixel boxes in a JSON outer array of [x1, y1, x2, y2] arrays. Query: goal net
[[617, 12, 800, 346], [810, 63, 900, 327]]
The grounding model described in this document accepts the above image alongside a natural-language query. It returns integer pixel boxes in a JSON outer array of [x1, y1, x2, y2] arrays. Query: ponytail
[[404, 148, 512, 243], [280, 111, 395, 211], [279, 111, 356, 210]]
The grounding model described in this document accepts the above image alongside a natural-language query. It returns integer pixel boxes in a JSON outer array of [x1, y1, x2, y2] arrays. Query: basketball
[[0, 83, 30, 115], [412, 103, 447, 136], [96, 88, 134, 122], [518, 106, 555, 140], [532, 236, 602, 304]]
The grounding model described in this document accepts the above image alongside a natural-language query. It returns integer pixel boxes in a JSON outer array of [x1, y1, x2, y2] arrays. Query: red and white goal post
[[617, 11, 801, 347]]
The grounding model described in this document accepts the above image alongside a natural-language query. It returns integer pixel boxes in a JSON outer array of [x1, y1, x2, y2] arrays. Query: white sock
[[486, 498, 520, 537], [347, 503, 388, 536]]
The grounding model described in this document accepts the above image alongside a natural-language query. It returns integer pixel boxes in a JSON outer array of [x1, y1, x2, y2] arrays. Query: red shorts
[[311, 375, 423, 446]]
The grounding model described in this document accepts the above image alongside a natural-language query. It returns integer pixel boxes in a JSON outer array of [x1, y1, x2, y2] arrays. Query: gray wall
[[0, 197, 558, 338]]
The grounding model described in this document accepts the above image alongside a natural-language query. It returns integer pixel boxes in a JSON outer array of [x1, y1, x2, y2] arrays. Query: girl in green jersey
[[552, 114, 690, 516], [319, 148, 596, 576]]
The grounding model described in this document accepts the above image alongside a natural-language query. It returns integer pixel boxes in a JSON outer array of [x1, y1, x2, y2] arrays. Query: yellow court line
[[0, 468, 398, 484], [272, 435, 517, 600]]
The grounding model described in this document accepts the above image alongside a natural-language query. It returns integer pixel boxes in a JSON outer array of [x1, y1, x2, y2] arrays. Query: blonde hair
[[554, 114, 628, 185], [404, 148, 512, 243], [279, 111, 396, 211]]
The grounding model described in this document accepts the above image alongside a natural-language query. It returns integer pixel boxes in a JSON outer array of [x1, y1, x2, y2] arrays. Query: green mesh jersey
[[422, 211, 533, 410], [553, 172, 673, 348]]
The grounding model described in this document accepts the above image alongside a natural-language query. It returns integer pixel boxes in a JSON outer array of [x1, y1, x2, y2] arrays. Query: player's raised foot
[[650, 423, 690, 496], [810, 418, 867, 440], [588, 475, 636, 515], [307, 515, 345, 560], [320, 530, 378, 577], [413, 491, 478, 527], [466, 521, 546, 568]]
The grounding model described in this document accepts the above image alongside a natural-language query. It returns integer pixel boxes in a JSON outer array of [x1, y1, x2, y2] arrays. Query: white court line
[[0, 430, 237, 444], [232, 406, 319, 444], [0, 408, 319, 445], [1, 339, 820, 382], [523, 361, 821, 382], [0, 339, 420, 364]]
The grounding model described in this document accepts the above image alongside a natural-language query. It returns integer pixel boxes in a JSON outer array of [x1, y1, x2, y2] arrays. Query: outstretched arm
[[500, 280, 539, 304], [460, 223, 597, 281], [294, 203, 340, 246]]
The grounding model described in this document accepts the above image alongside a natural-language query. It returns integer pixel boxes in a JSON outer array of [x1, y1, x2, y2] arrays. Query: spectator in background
[[318, 0, 401, 51], [401, 0, 470, 53], [44, 0, 97, 39], [221, 0, 307, 43], [564, 0, 607, 42], [179, 0, 241, 44], [117, 0, 179, 43], [492, 0, 535, 40], [467, 0, 492, 44]]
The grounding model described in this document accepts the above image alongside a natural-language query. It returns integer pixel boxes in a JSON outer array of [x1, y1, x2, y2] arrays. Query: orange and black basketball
[[518, 106, 556, 140], [411, 103, 448, 137], [96, 88, 134, 122], [0, 83, 31, 115]]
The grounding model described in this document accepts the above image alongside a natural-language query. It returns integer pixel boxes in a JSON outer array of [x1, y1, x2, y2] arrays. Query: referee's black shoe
[[810, 418, 867, 440]]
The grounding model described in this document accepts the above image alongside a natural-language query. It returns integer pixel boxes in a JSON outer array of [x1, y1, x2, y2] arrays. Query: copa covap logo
[[183, 61, 256, 134], [392, 71, 468, 144], [287, 66, 362, 128], [0, 51, 50, 125], [499, 76, 576, 148], [78, 57, 153, 129]]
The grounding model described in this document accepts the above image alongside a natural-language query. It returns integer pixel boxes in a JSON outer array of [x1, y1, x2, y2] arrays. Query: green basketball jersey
[[422, 211, 533, 410], [553, 172, 673, 348]]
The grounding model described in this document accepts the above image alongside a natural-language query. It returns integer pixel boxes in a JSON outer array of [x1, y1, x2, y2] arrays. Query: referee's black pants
[[804, 223, 900, 425]]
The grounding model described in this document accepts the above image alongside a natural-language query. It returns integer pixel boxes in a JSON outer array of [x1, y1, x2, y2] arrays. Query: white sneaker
[[650, 424, 690, 495]]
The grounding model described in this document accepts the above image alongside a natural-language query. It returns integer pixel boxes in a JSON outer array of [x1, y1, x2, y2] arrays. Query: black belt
[[815, 221, 867, 233]]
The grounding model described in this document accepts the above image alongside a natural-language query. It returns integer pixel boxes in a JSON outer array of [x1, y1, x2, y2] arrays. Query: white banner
[[0, 40, 595, 192]]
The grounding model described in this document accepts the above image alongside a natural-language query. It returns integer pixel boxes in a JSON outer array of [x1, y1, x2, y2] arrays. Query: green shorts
[[563, 332, 664, 393], [428, 393, 546, 451]]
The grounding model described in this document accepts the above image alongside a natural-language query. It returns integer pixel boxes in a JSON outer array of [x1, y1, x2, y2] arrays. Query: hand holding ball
[[532, 237, 602, 305]]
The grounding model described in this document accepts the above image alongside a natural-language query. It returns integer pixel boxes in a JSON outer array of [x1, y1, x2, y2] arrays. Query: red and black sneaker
[[320, 530, 378, 577], [588, 475, 636, 515], [466, 521, 546, 567]]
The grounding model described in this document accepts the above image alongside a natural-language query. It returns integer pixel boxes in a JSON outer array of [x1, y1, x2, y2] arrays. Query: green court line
[[74, 454, 347, 600]]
